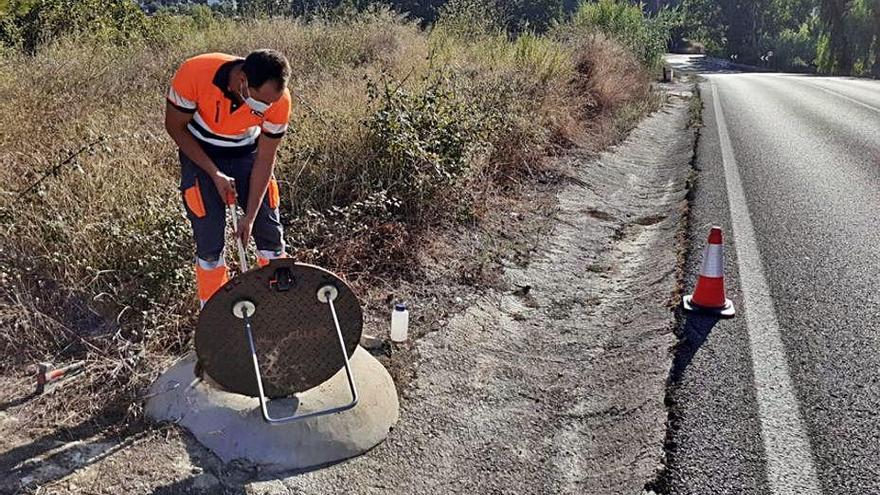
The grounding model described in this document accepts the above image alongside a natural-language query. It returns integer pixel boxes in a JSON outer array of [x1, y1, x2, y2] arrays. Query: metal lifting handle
[[226, 191, 249, 273], [232, 285, 359, 425]]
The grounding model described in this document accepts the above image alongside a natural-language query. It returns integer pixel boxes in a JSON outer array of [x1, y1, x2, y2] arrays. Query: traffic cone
[[682, 226, 735, 318]]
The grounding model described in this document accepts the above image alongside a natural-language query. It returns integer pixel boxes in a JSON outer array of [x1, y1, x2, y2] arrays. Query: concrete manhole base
[[145, 346, 399, 473]]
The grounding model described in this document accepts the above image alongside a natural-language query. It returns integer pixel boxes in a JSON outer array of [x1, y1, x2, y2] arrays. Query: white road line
[[711, 81, 822, 494], [804, 80, 880, 114]]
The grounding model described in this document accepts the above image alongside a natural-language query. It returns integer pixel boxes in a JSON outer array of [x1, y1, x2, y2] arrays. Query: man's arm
[[164, 102, 237, 201], [237, 135, 283, 243]]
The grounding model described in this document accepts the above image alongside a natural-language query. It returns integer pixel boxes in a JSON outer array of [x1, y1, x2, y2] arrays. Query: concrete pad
[[145, 347, 399, 473]]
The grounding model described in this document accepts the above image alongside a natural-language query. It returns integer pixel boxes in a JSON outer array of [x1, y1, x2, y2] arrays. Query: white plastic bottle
[[390, 303, 409, 343]]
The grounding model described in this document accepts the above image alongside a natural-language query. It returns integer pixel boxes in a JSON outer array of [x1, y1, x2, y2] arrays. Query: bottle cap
[[394, 303, 407, 312]]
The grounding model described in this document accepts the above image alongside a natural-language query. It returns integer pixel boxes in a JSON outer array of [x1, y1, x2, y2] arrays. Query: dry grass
[[574, 33, 651, 119], [0, 9, 654, 428]]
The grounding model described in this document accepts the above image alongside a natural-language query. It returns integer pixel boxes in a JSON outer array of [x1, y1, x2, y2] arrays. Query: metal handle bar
[[232, 284, 359, 425], [226, 191, 249, 273]]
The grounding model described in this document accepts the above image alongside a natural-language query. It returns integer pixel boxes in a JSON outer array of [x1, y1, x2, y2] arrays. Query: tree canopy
[[680, 0, 880, 76]]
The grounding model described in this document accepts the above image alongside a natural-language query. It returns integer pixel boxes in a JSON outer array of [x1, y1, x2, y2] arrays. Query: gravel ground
[[0, 82, 695, 495], [268, 83, 694, 495]]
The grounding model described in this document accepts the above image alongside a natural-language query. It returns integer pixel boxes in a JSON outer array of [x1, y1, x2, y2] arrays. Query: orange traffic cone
[[682, 226, 735, 318]]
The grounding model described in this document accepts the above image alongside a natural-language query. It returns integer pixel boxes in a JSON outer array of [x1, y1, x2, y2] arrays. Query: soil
[[0, 81, 696, 495]]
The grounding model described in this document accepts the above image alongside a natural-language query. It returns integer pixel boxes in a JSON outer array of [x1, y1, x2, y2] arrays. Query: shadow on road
[[669, 312, 721, 384], [664, 54, 770, 75]]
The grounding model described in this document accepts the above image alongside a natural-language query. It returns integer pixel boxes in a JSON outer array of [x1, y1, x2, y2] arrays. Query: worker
[[165, 50, 292, 307]]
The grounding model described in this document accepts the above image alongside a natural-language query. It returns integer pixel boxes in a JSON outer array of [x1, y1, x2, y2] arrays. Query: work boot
[[256, 249, 289, 268]]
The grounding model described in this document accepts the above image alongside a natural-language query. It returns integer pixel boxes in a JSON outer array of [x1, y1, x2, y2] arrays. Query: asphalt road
[[663, 54, 880, 494]]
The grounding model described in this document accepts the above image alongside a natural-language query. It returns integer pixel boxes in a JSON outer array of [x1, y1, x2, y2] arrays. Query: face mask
[[240, 81, 270, 115]]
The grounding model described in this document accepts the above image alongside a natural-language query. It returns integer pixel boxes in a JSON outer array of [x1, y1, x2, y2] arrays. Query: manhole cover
[[195, 259, 362, 398]]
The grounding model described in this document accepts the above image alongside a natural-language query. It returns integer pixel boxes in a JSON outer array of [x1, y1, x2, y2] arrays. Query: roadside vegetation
[[676, 0, 880, 76], [0, 0, 668, 428]]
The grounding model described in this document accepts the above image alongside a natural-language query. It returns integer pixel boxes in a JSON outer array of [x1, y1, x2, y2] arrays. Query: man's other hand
[[213, 171, 237, 204], [236, 213, 255, 245]]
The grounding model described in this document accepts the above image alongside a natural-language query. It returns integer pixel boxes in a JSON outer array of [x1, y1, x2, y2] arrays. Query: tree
[[871, 0, 880, 75], [504, 0, 565, 33], [679, 0, 726, 53], [680, 0, 880, 75], [819, 0, 853, 73]]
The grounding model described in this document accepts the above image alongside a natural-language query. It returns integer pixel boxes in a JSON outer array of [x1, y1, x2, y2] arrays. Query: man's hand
[[236, 213, 255, 245], [212, 171, 237, 203]]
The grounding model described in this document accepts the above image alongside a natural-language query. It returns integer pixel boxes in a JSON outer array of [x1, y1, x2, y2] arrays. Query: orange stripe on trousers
[[196, 263, 228, 303]]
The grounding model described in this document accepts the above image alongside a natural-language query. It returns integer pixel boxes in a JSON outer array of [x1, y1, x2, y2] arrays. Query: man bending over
[[165, 49, 291, 307]]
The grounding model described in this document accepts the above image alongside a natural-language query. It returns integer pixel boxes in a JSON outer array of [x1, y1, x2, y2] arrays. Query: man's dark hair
[[242, 49, 291, 91]]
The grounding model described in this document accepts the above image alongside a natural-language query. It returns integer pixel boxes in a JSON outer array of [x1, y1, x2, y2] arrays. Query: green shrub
[[0, 0, 151, 52], [365, 73, 488, 220], [435, 0, 564, 35], [434, 0, 505, 39], [570, 0, 669, 69], [187, 4, 218, 31], [771, 15, 820, 72], [816, 32, 833, 73]]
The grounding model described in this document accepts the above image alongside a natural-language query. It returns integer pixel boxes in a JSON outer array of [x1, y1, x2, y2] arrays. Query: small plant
[[365, 73, 488, 221]]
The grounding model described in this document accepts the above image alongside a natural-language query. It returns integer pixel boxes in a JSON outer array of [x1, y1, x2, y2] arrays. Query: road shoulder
[[279, 81, 695, 494]]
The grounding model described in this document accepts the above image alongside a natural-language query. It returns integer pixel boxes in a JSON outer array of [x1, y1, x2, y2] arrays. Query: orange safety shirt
[[167, 53, 291, 154]]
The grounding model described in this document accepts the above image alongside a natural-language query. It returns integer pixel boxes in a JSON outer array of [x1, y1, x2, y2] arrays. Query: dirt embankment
[[0, 81, 695, 495]]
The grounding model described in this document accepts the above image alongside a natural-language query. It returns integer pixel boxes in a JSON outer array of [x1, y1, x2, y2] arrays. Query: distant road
[[664, 54, 880, 494]]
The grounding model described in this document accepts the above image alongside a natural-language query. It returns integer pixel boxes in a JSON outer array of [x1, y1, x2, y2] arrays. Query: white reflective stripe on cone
[[701, 244, 724, 278]]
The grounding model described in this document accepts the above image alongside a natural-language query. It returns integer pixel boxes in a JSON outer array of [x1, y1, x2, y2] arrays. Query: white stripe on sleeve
[[262, 121, 288, 135], [168, 87, 196, 110]]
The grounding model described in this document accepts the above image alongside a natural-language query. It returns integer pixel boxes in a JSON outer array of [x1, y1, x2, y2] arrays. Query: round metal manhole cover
[[195, 259, 362, 398]]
